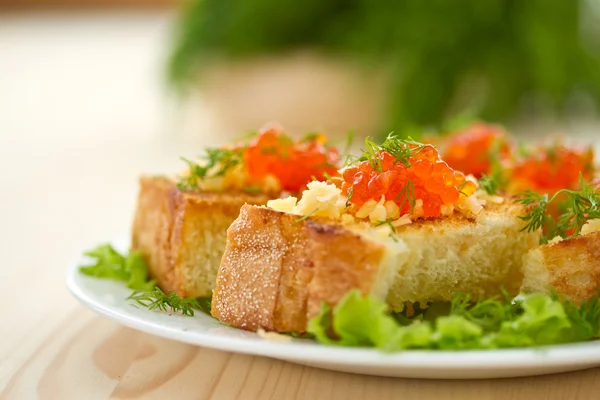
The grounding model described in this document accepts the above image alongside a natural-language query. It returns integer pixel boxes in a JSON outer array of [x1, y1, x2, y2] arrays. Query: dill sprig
[[514, 190, 552, 243], [375, 218, 396, 231], [374, 218, 400, 242], [345, 186, 354, 208], [478, 174, 500, 195], [177, 148, 244, 190], [481, 137, 509, 195], [359, 134, 426, 171], [343, 154, 361, 167], [395, 179, 416, 213], [127, 287, 204, 317], [515, 175, 600, 244], [295, 208, 320, 223]]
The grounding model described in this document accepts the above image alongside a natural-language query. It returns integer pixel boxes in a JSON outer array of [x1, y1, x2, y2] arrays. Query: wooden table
[[2, 11, 600, 400]]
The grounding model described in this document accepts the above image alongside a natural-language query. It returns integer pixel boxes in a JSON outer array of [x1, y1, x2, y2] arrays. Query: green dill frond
[[345, 186, 354, 207], [485, 137, 508, 192], [177, 158, 205, 190], [395, 180, 416, 213], [177, 148, 244, 190], [343, 154, 361, 167], [556, 176, 600, 236], [457, 181, 470, 196], [375, 218, 396, 230], [361, 137, 384, 171], [127, 287, 204, 317], [373, 218, 399, 242], [515, 174, 600, 244], [295, 208, 320, 223], [514, 190, 549, 235], [478, 174, 499, 195], [380, 135, 426, 167], [358, 134, 427, 170]]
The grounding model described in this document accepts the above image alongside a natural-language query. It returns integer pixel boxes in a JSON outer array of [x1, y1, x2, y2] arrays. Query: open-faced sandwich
[[131, 125, 339, 298], [79, 121, 600, 351], [211, 136, 540, 332], [206, 125, 600, 349]]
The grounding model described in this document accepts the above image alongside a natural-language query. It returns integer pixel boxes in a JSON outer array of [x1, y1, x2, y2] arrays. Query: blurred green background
[[169, 0, 600, 137]]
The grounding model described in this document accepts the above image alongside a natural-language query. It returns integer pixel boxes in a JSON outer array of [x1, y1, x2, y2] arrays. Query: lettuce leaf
[[80, 244, 156, 291], [79, 244, 129, 281], [308, 291, 434, 351], [388, 321, 433, 351], [308, 291, 398, 347], [492, 293, 571, 347], [431, 316, 483, 349], [124, 251, 157, 291], [560, 295, 600, 342], [307, 289, 600, 351]]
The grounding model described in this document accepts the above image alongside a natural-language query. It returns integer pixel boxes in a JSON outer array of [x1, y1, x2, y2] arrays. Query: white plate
[[67, 247, 600, 379]]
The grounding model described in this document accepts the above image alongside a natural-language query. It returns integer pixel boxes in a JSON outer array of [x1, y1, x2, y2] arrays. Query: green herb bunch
[[178, 148, 244, 191], [169, 0, 600, 135]]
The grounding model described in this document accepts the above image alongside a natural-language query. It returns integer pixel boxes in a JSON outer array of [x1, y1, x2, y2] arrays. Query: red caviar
[[341, 145, 476, 218], [511, 144, 595, 193], [244, 128, 339, 192], [442, 122, 510, 178]]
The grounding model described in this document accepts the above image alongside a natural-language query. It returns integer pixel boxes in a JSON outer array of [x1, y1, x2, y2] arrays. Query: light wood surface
[[2, 11, 600, 400]]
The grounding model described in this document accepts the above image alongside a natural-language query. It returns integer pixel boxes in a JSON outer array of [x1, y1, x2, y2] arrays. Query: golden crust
[[211, 205, 386, 331], [522, 231, 600, 303], [131, 176, 178, 291], [304, 220, 387, 319], [131, 176, 271, 298]]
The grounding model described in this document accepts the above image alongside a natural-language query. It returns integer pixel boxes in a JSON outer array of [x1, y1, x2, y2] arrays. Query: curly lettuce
[[79, 244, 156, 291], [307, 290, 600, 350]]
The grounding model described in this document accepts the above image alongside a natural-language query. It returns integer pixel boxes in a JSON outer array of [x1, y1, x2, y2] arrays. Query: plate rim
[[67, 248, 600, 373]]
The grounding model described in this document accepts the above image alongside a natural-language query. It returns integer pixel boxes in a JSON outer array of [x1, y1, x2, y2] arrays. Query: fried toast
[[212, 200, 539, 332], [131, 176, 271, 298]]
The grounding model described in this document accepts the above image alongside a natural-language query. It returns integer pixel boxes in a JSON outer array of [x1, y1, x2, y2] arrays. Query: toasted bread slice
[[131, 176, 271, 298], [522, 231, 600, 303], [210, 206, 395, 332], [212, 201, 539, 332]]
